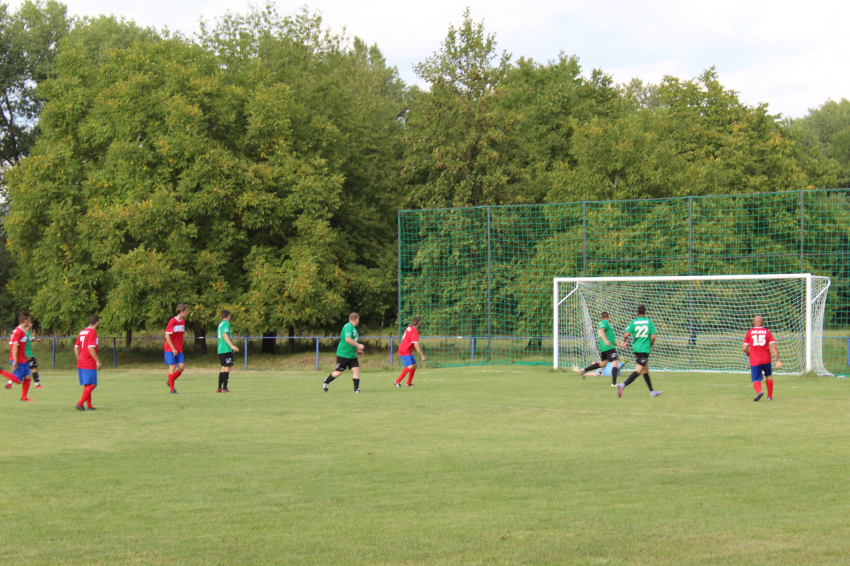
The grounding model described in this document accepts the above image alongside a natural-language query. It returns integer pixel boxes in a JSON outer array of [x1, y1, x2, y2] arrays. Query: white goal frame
[[553, 273, 831, 373]]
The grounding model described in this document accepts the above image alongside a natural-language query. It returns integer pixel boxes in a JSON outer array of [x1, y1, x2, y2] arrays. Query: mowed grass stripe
[[1, 367, 848, 565]]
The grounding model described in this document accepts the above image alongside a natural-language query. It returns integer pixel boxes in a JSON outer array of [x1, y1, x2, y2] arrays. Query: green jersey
[[597, 320, 615, 352], [25, 330, 34, 358], [217, 320, 233, 354], [625, 317, 657, 354], [336, 322, 359, 358]]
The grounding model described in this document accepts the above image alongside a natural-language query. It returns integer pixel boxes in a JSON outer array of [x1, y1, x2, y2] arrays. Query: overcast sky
[[12, 0, 850, 118]]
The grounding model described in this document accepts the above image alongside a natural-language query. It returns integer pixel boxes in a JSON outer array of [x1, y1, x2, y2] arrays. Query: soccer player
[[216, 309, 239, 393], [743, 315, 781, 402], [6, 323, 43, 390], [323, 312, 365, 393], [6, 313, 34, 401], [164, 304, 188, 394], [575, 311, 620, 386], [617, 305, 663, 398], [74, 315, 102, 411], [395, 316, 426, 387]]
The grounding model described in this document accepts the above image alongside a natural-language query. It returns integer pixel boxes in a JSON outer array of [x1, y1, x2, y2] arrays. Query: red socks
[[753, 381, 763, 394], [79, 384, 96, 408], [167, 373, 175, 390], [2, 369, 21, 383], [396, 368, 409, 384], [21, 378, 31, 400], [407, 368, 416, 385], [766, 379, 773, 398]]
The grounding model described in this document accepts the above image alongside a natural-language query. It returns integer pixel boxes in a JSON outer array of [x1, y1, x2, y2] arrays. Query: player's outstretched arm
[[89, 346, 102, 370], [650, 334, 656, 347], [620, 332, 630, 349], [73, 345, 80, 360], [346, 336, 364, 354]]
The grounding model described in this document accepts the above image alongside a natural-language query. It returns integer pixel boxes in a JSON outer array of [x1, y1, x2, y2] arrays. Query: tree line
[[1, 1, 848, 343]]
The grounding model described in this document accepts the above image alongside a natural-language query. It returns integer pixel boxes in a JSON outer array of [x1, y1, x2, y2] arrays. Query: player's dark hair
[[349, 312, 360, 321], [221, 309, 231, 319], [410, 316, 421, 327], [600, 312, 609, 319], [88, 314, 100, 325], [176, 304, 188, 314], [18, 312, 30, 323], [637, 305, 646, 315]]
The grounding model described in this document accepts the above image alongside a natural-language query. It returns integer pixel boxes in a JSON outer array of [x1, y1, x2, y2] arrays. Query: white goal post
[[553, 274, 832, 375]]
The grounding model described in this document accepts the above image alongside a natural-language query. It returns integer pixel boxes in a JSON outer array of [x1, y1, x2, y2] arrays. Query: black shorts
[[335, 356, 359, 372], [600, 349, 619, 363], [219, 353, 234, 367], [27, 357, 38, 369], [634, 352, 650, 367]]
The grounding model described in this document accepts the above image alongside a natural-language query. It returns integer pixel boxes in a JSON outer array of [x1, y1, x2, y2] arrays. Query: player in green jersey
[[6, 324, 43, 390], [323, 312, 365, 393], [216, 310, 239, 393], [617, 305, 662, 398], [573, 312, 620, 386]]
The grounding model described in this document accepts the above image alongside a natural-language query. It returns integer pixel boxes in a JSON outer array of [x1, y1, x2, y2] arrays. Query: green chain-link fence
[[399, 189, 850, 374]]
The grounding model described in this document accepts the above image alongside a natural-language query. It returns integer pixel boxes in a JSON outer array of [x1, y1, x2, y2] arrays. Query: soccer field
[[1, 367, 849, 565]]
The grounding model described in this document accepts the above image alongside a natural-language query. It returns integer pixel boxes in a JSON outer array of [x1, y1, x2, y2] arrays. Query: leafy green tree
[[787, 98, 850, 188], [0, 0, 69, 188], [404, 8, 520, 208], [547, 69, 837, 203]]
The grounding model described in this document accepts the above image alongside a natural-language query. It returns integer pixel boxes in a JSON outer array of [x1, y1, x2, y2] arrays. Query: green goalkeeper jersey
[[25, 330, 34, 358], [625, 317, 657, 354], [597, 320, 615, 352]]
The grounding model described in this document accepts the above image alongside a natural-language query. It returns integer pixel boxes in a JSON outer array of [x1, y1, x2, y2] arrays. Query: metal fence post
[[390, 337, 394, 367], [52, 337, 56, 368], [801, 190, 805, 272], [113, 338, 117, 367], [582, 201, 587, 276], [487, 206, 492, 363], [472, 337, 476, 361], [244, 338, 248, 370], [847, 337, 849, 367], [316, 338, 319, 370]]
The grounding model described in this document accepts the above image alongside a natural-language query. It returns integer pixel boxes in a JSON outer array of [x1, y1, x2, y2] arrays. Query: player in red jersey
[[395, 316, 426, 387], [74, 315, 102, 411], [743, 315, 782, 402], [164, 304, 188, 394], [5, 313, 34, 401]]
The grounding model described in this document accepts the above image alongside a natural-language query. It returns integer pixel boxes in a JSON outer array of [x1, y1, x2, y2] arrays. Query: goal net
[[554, 274, 832, 376]]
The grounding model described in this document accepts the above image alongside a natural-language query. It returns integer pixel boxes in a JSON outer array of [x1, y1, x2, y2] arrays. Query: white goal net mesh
[[556, 276, 831, 375]]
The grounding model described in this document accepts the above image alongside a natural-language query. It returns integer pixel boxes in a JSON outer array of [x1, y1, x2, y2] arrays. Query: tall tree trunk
[[288, 325, 295, 354], [125, 327, 132, 348], [193, 320, 207, 354], [261, 331, 276, 354]]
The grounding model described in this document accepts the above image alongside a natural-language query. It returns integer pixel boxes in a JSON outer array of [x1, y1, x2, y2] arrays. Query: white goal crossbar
[[553, 274, 831, 375]]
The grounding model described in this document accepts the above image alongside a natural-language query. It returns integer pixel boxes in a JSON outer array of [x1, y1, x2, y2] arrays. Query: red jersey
[[744, 327, 775, 366], [75, 327, 99, 370], [164, 316, 186, 353], [398, 326, 419, 356], [9, 326, 28, 364]]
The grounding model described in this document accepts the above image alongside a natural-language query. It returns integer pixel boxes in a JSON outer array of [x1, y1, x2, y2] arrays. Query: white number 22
[[635, 325, 649, 338]]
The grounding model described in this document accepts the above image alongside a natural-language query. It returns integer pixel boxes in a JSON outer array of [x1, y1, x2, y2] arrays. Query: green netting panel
[[399, 189, 850, 374]]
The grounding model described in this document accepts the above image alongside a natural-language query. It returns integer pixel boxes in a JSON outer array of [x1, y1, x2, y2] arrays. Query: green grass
[[1, 366, 849, 565]]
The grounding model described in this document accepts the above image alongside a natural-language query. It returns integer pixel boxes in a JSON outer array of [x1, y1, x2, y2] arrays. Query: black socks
[[218, 372, 224, 389], [324, 375, 336, 385], [611, 366, 619, 385], [33, 371, 40, 384], [583, 363, 600, 373], [624, 372, 640, 387], [353, 378, 360, 391], [644, 373, 653, 392]]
